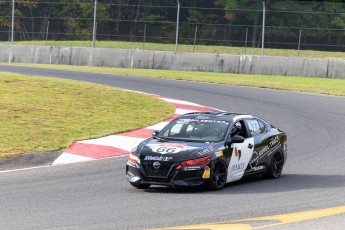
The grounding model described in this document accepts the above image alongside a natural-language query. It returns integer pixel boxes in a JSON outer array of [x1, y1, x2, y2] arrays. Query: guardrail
[[1, 45, 344, 79]]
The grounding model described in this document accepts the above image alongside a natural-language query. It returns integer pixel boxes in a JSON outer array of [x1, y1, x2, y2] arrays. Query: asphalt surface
[[1, 64, 345, 230]]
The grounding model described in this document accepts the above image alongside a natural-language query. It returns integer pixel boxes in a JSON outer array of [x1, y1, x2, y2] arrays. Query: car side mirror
[[152, 130, 160, 138], [231, 135, 245, 143], [225, 135, 245, 147]]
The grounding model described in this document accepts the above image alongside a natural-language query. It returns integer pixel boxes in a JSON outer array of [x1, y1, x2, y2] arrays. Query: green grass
[[3, 40, 345, 59], [0, 72, 175, 159], [4, 63, 345, 96]]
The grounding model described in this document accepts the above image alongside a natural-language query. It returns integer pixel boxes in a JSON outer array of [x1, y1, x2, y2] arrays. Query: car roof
[[179, 112, 254, 122]]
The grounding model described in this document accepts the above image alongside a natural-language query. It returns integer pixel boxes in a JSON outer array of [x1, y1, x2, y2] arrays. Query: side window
[[231, 120, 248, 138], [246, 119, 261, 136], [257, 119, 267, 134]]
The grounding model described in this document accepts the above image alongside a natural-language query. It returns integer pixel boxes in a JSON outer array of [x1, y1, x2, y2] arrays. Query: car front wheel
[[206, 160, 227, 190]]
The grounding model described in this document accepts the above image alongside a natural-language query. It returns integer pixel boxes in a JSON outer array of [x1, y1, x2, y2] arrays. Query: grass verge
[[0, 72, 175, 159], [3, 63, 345, 96]]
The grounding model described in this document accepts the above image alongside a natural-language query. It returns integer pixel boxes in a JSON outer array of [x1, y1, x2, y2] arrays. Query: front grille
[[142, 161, 174, 178]]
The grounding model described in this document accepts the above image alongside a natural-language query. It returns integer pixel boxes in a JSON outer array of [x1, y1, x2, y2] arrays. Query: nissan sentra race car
[[126, 112, 287, 190]]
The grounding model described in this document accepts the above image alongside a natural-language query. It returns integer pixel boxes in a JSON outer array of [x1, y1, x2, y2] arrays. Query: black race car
[[126, 112, 287, 190]]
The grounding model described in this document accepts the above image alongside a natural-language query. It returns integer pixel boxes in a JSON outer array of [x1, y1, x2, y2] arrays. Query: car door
[[245, 118, 271, 173], [226, 120, 255, 183]]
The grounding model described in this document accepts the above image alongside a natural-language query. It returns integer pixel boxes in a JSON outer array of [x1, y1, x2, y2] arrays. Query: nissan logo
[[153, 162, 161, 169]]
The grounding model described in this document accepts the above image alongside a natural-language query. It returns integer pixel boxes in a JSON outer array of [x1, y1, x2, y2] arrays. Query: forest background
[[1, 0, 345, 53]]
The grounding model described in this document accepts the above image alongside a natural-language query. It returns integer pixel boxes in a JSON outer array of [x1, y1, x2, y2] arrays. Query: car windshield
[[157, 117, 230, 142]]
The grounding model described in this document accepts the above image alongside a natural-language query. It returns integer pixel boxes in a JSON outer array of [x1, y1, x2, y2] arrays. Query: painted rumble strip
[[149, 206, 345, 230], [52, 95, 217, 165]]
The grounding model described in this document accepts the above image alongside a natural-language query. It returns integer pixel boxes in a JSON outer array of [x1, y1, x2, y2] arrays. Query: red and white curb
[[52, 94, 219, 165]]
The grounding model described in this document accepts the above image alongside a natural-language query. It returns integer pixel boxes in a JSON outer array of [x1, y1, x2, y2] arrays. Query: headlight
[[128, 152, 140, 164]]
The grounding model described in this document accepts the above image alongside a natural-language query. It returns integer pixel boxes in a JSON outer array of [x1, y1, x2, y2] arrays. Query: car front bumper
[[126, 160, 211, 187]]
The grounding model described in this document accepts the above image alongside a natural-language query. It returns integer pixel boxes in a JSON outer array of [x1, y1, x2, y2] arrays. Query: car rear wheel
[[130, 182, 151, 189], [207, 160, 227, 190], [265, 151, 284, 179]]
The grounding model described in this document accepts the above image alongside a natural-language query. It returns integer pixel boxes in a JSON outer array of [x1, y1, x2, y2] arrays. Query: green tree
[[216, 0, 262, 47]]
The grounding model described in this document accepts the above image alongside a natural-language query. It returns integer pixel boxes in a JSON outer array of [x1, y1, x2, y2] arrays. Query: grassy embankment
[[0, 73, 175, 159], [4, 40, 345, 59]]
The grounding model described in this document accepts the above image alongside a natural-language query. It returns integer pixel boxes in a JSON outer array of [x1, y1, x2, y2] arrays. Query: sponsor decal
[[147, 143, 197, 154], [202, 166, 211, 179], [258, 145, 270, 156], [197, 146, 215, 157], [183, 166, 201, 171], [144, 155, 173, 161], [215, 151, 223, 157], [202, 120, 228, 124], [195, 116, 211, 119], [177, 119, 191, 124], [234, 147, 242, 160], [269, 136, 279, 147], [247, 120, 261, 136], [249, 136, 281, 168], [231, 163, 245, 172], [227, 137, 255, 183], [177, 118, 229, 125], [252, 165, 266, 171]]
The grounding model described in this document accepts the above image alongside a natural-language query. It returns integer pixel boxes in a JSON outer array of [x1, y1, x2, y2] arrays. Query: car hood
[[137, 139, 223, 162]]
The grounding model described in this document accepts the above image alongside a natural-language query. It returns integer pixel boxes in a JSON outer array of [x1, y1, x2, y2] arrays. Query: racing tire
[[206, 160, 227, 190], [265, 151, 284, 179], [130, 182, 151, 189]]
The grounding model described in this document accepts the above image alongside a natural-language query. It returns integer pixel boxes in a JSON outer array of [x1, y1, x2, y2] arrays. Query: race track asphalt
[[1, 64, 345, 230]]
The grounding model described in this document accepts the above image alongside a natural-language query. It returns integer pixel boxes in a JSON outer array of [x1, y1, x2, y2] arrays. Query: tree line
[[1, 0, 345, 50]]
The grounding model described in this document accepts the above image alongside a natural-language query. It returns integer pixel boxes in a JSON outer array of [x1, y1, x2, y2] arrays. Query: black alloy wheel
[[266, 151, 284, 179], [207, 160, 227, 190]]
